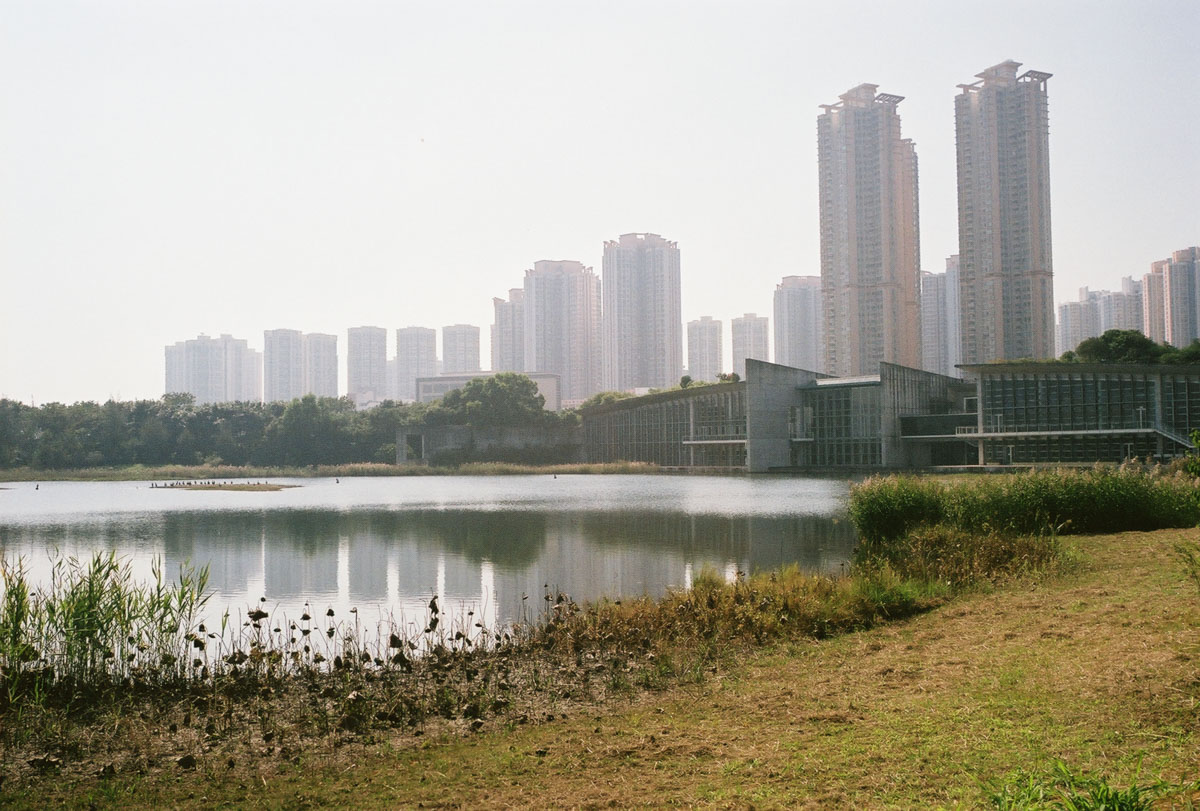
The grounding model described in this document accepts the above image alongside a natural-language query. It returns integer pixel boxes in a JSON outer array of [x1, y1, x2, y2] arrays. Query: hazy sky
[[2, 0, 1197, 404]]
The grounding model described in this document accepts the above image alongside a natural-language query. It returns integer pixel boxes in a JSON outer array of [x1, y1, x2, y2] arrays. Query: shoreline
[[0, 461, 661, 483], [1, 527, 1195, 806]]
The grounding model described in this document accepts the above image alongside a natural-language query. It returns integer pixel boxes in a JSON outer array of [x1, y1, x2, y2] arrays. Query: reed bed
[[849, 464, 1200, 545]]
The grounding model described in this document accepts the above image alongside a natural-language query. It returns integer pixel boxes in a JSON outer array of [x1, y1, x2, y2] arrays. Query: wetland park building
[[579, 359, 1200, 472]]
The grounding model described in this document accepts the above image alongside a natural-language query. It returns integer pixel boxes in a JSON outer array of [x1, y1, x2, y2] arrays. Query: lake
[[0, 475, 856, 633]]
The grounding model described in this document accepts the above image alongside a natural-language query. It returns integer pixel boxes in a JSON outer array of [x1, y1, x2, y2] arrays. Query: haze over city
[[2, 0, 1197, 404]]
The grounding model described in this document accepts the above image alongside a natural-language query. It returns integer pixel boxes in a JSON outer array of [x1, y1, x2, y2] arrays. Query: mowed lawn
[[9, 527, 1200, 809]]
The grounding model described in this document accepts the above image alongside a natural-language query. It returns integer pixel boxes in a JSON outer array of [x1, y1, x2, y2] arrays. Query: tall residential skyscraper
[[523, 260, 601, 403], [442, 324, 481, 374], [1163, 248, 1200, 348], [347, 326, 388, 407], [773, 275, 823, 372], [491, 289, 524, 372], [686, 316, 723, 382], [264, 329, 305, 402], [303, 333, 338, 399], [818, 84, 921, 377], [956, 60, 1054, 363], [395, 327, 437, 402], [920, 256, 962, 378], [165, 333, 261, 404], [601, 233, 682, 391], [1143, 261, 1167, 344], [731, 313, 770, 378]]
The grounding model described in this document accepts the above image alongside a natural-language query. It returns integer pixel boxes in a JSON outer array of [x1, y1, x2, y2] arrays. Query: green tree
[[423, 374, 547, 427], [1072, 329, 1166, 364]]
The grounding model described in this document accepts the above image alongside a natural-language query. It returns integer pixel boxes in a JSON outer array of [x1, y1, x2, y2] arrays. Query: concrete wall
[[879, 363, 957, 468], [744, 359, 822, 472], [398, 424, 581, 465]]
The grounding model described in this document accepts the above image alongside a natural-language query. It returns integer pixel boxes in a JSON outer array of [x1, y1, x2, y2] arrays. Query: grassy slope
[[7, 528, 1200, 808]]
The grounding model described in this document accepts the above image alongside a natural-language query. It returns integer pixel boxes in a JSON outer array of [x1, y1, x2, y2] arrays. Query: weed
[[987, 760, 1194, 809]]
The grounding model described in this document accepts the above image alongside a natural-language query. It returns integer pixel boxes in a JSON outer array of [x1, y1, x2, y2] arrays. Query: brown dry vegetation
[[3, 527, 1198, 808]]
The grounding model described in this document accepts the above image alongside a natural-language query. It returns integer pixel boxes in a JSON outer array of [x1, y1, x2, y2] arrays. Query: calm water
[[0, 475, 855, 631]]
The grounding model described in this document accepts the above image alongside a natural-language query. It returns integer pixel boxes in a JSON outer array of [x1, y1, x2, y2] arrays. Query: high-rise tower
[[165, 333, 261, 404], [956, 60, 1054, 363], [347, 326, 388, 407], [818, 84, 921, 377], [491, 289, 525, 372], [601, 233, 682, 391], [395, 327, 437, 402], [302, 333, 338, 399], [523, 260, 602, 403], [773, 275, 823, 372], [442, 324, 481, 374], [731, 314, 770, 378], [686, 316, 723, 383], [264, 329, 305, 402]]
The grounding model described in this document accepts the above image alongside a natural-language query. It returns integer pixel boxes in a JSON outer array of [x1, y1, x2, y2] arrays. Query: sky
[[1, 0, 1198, 404]]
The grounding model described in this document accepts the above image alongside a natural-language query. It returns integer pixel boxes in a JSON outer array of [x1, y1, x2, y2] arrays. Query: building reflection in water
[[3, 508, 856, 630]]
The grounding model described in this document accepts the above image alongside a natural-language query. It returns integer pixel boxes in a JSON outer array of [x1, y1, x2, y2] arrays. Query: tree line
[[0, 373, 575, 470]]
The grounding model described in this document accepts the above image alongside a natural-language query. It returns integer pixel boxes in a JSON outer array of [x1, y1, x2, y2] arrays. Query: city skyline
[[2, 1, 1197, 403]]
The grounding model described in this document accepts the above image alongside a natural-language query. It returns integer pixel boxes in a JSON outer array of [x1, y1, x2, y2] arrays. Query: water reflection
[[0, 507, 855, 627]]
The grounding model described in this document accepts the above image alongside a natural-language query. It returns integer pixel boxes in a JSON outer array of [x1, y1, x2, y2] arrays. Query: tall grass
[[850, 466, 1200, 545], [0, 553, 210, 709]]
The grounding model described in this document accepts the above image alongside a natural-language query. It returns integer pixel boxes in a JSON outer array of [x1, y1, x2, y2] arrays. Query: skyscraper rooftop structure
[[687, 316, 723, 383], [956, 60, 1054, 363], [347, 326, 388, 408], [818, 84, 921, 377], [601, 233, 682, 391], [523, 260, 601, 403], [773, 275, 823, 373]]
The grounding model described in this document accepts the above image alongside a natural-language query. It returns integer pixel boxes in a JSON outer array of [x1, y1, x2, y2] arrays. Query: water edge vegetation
[[1, 466, 1198, 806]]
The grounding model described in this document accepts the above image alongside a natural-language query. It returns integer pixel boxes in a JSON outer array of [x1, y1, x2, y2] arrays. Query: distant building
[[602, 233, 683, 391], [687, 316, 723, 383], [1143, 261, 1167, 344], [491, 289, 524, 372], [442, 324, 481, 374], [395, 327, 437, 402], [263, 329, 305, 402], [523, 260, 602, 402], [731, 314, 770, 378], [921, 258, 962, 378], [773, 275, 822, 372], [956, 60, 1054, 363], [818, 84, 921, 376], [165, 333, 261, 404], [303, 333, 338, 399], [347, 326, 388, 407], [1163, 248, 1200, 348], [1056, 279, 1143, 356], [1104, 277, 1144, 334]]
